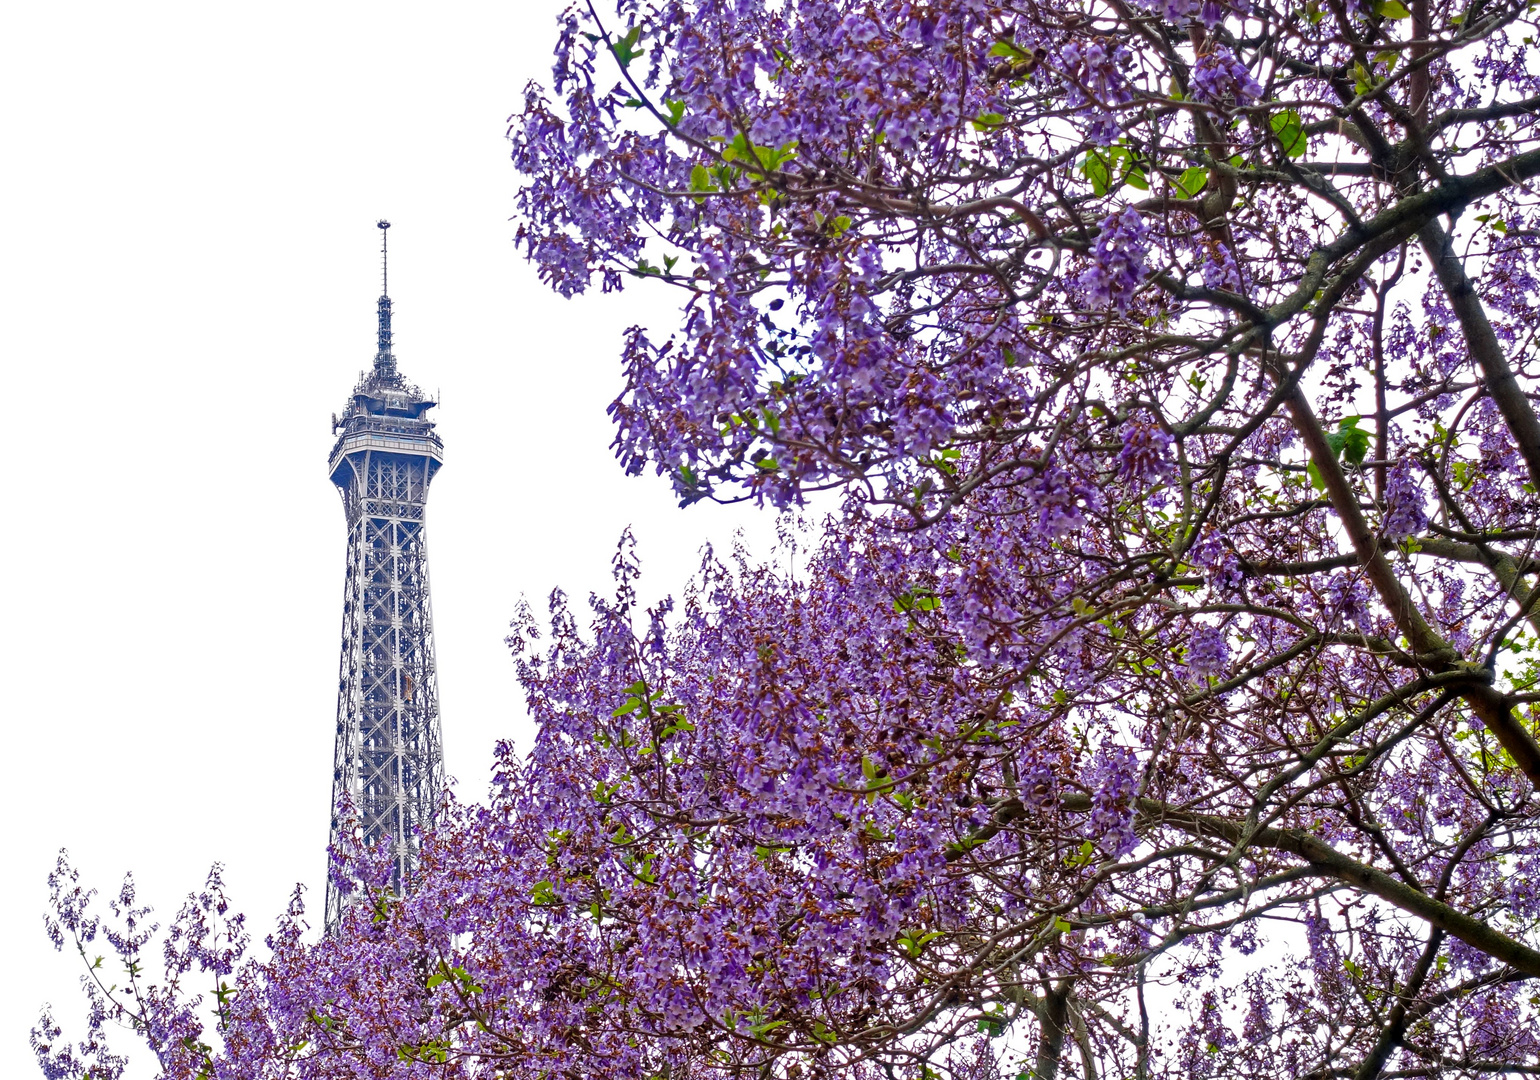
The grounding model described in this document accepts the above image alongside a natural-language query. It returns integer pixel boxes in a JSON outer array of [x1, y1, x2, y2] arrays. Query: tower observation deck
[[325, 221, 444, 927]]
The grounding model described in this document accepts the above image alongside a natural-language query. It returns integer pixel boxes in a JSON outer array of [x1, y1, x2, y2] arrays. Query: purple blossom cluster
[[1190, 534, 1245, 592], [1055, 39, 1134, 145], [1089, 746, 1141, 857], [1028, 457, 1098, 538], [1080, 208, 1150, 315], [1190, 47, 1263, 107], [1201, 242, 1247, 294], [1187, 624, 1230, 677], [1382, 459, 1428, 540], [1117, 415, 1175, 485], [1322, 572, 1376, 636]]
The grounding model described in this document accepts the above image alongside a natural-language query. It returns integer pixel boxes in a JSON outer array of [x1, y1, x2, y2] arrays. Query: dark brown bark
[[1419, 218, 1540, 491], [1031, 980, 1071, 1080]]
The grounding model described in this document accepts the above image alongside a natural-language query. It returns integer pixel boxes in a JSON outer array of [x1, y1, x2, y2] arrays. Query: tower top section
[[330, 221, 441, 482]]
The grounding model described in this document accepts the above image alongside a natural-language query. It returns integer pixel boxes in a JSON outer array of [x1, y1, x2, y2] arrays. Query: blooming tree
[[37, 0, 1540, 1078]]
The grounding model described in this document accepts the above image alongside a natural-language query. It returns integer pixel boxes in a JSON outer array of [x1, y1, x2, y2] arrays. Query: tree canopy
[[36, 1, 1540, 1078]]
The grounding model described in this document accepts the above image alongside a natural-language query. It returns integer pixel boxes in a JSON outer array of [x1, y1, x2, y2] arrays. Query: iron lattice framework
[[325, 221, 445, 928]]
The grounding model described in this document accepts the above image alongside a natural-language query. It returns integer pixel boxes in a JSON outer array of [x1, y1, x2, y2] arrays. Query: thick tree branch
[[1419, 218, 1540, 492]]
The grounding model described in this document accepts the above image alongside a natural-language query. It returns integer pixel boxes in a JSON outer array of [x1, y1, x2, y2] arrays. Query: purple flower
[[1028, 460, 1095, 537], [1088, 746, 1141, 857], [1118, 415, 1175, 485], [1080, 208, 1149, 315], [1323, 573, 1375, 635], [1191, 47, 1262, 107], [1190, 534, 1244, 592], [1382, 459, 1428, 540], [1187, 624, 1229, 677], [1057, 39, 1134, 145], [1020, 758, 1057, 807], [1201, 242, 1247, 294]]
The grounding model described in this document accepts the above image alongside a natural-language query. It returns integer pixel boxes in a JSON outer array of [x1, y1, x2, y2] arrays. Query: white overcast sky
[[1, 2, 785, 1071]]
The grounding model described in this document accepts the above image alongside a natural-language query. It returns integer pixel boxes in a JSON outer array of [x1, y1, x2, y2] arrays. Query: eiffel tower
[[325, 221, 445, 926]]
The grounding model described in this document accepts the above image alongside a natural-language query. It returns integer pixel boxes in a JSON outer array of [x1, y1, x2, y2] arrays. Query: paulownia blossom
[[37, 0, 1540, 1078]]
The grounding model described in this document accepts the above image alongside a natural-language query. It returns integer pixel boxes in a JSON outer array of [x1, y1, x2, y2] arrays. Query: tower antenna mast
[[374, 220, 395, 376]]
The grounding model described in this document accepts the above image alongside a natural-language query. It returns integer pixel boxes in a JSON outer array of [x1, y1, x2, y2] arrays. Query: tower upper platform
[[328, 353, 443, 487], [328, 250, 442, 487]]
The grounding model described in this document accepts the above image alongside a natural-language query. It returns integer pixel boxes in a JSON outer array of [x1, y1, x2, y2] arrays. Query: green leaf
[[1079, 145, 1148, 195], [1324, 416, 1369, 467], [1341, 425, 1369, 467], [1374, 0, 1411, 17], [689, 163, 718, 202], [1080, 148, 1114, 196], [977, 1014, 1006, 1037], [611, 25, 644, 68], [1064, 838, 1097, 867], [897, 929, 942, 958], [1175, 166, 1208, 198], [721, 133, 797, 172], [530, 880, 558, 906], [1270, 110, 1308, 158], [972, 112, 1006, 131], [893, 589, 941, 613], [989, 39, 1029, 60], [660, 717, 695, 740], [665, 99, 685, 126]]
